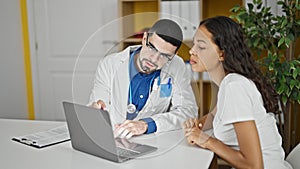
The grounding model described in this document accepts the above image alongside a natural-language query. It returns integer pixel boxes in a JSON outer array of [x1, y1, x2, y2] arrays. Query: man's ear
[[141, 32, 147, 46]]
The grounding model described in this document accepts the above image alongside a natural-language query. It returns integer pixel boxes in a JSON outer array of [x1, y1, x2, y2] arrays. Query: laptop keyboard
[[116, 147, 141, 157]]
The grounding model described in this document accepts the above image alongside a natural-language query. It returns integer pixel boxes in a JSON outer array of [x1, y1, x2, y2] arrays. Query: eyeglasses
[[145, 34, 175, 61]]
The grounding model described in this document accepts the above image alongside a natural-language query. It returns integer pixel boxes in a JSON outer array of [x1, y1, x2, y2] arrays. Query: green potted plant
[[230, 0, 300, 153]]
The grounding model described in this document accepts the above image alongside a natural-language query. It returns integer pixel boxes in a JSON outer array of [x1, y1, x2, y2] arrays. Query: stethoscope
[[127, 48, 161, 114]]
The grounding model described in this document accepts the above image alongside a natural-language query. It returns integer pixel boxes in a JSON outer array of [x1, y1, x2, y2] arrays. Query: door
[[29, 0, 119, 120]]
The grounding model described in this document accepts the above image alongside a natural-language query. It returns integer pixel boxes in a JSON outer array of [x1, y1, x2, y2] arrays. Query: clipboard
[[12, 124, 70, 148]]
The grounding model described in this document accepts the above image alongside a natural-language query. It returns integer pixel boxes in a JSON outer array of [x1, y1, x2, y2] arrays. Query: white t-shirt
[[213, 73, 292, 169]]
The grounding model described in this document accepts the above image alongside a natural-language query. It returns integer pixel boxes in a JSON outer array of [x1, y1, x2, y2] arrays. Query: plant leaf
[[290, 79, 297, 89], [278, 38, 285, 47], [248, 3, 254, 11], [292, 66, 299, 79], [282, 95, 287, 104]]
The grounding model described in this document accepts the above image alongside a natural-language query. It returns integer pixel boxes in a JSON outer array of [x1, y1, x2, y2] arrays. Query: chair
[[286, 143, 300, 168]]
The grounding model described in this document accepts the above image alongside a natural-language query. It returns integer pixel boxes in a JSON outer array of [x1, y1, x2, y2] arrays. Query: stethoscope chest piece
[[127, 103, 136, 114]]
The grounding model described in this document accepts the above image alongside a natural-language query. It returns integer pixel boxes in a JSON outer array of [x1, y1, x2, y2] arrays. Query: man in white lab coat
[[88, 19, 198, 139]]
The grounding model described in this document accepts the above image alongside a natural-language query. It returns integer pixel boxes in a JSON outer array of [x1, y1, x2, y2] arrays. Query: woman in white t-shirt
[[183, 16, 291, 169]]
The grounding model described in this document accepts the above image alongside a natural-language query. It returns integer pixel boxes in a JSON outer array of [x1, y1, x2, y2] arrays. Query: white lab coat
[[88, 45, 198, 133]]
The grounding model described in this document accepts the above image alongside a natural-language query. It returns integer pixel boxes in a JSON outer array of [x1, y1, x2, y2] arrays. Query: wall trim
[[20, 0, 35, 120]]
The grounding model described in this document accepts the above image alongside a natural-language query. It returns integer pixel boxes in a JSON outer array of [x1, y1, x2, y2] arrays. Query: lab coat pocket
[[160, 83, 172, 97], [142, 88, 171, 116]]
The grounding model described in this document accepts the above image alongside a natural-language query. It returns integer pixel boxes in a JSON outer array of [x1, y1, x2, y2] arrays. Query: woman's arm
[[207, 121, 263, 168], [198, 106, 216, 130], [185, 120, 264, 169]]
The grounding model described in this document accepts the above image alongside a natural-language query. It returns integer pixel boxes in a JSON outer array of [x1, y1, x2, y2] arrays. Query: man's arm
[[88, 57, 112, 107]]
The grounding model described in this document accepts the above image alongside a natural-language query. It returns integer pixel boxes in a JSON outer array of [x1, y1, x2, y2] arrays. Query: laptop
[[62, 101, 157, 163]]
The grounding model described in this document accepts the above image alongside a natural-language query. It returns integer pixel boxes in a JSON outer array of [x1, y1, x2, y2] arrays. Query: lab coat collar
[[119, 45, 142, 62]]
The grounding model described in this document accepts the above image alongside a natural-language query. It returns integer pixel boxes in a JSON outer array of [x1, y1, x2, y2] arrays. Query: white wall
[[244, 0, 283, 16], [0, 0, 28, 119], [0, 0, 119, 120]]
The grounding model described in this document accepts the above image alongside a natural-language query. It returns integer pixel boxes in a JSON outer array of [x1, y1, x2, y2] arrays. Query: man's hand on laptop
[[90, 100, 107, 110], [114, 120, 148, 139]]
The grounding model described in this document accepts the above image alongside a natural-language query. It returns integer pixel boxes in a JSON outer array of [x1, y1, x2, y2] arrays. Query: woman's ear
[[219, 56, 224, 62], [219, 50, 225, 61]]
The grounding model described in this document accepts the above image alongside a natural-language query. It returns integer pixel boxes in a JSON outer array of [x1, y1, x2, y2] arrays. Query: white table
[[0, 119, 214, 169]]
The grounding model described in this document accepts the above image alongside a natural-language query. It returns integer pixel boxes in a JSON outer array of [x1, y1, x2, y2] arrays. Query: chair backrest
[[286, 143, 300, 168]]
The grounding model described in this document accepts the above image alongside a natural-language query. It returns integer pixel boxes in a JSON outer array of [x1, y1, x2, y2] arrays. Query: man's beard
[[139, 57, 158, 73]]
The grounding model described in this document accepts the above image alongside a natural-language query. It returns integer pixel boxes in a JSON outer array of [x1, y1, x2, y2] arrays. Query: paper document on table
[[12, 124, 70, 148]]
